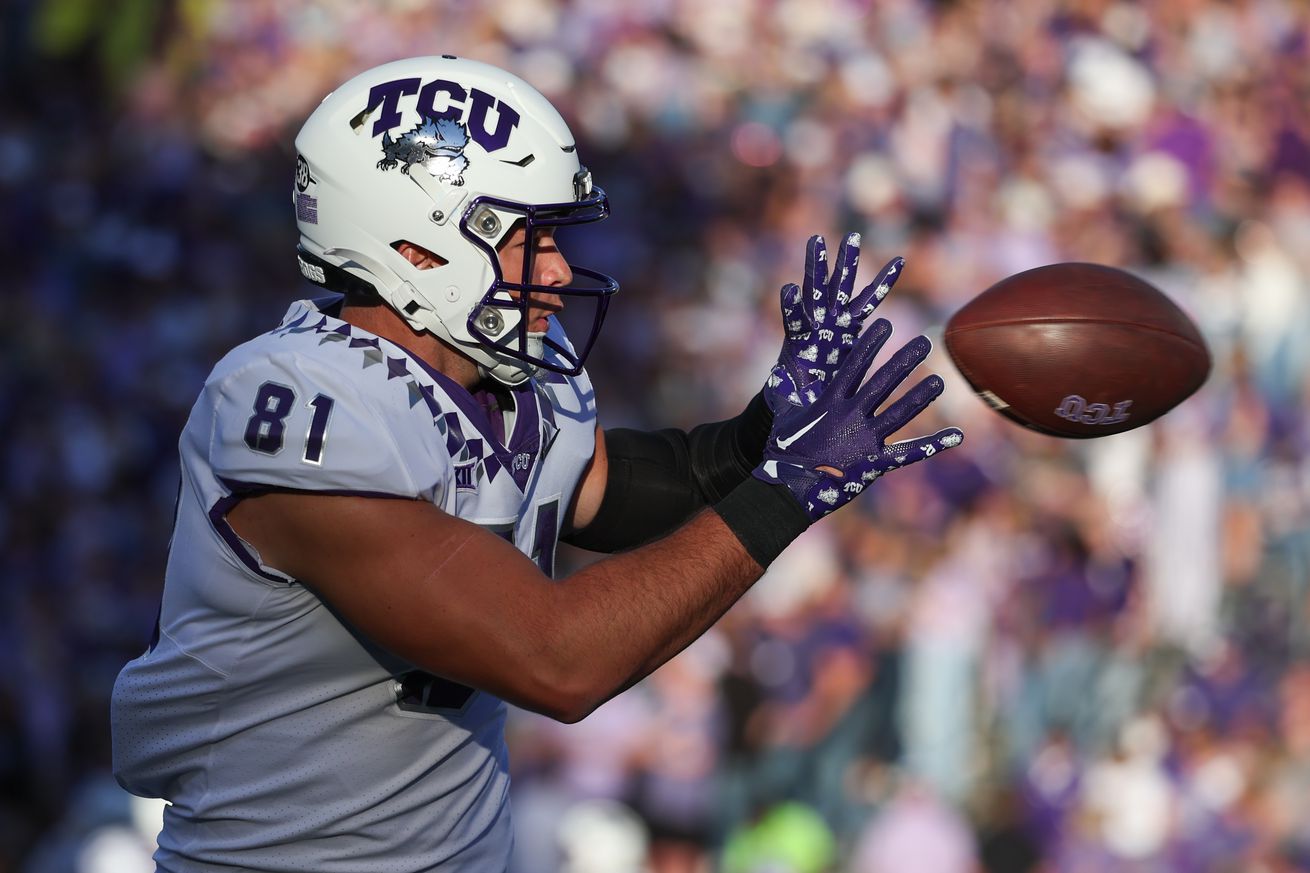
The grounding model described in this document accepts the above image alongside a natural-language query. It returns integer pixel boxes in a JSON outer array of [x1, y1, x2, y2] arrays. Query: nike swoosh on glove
[[756, 317, 964, 522], [764, 233, 904, 414]]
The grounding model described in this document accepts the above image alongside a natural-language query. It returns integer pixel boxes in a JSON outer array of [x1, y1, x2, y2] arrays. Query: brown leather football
[[943, 263, 1211, 438]]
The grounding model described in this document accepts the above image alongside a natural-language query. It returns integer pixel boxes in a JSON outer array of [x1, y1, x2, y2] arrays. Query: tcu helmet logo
[[1055, 395, 1133, 426], [377, 117, 470, 184], [362, 77, 521, 153]]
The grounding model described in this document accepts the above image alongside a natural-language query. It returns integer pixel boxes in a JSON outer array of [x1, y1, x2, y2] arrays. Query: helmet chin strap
[[525, 333, 546, 363], [475, 333, 543, 387]]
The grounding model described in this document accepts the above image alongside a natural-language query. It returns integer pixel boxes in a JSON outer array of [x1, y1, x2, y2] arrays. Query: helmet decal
[[294, 154, 319, 225], [377, 116, 471, 185], [295, 154, 317, 192], [361, 77, 521, 153]]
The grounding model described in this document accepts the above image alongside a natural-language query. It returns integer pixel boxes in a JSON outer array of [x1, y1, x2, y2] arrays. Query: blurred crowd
[[3, 0, 1310, 871]]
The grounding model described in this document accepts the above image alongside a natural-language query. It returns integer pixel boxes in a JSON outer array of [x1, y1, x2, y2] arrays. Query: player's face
[[496, 225, 570, 333]]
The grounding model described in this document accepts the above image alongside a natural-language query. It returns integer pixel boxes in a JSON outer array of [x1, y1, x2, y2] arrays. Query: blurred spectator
[[721, 801, 836, 873], [4, 0, 1310, 870], [850, 782, 978, 873]]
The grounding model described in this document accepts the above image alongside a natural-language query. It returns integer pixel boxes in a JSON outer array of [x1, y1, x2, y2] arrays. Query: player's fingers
[[802, 235, 829, 324], [849, 256, 904, 316], [831, 317, 892, 396], [846, 456, 890, 490], [767, 365, 802, 408], [830, 232, 862, 307], [868, 371, 944, 434], [855, 335, 933, 411], [779, 283, 807, 335], [877, 426, 965, 470]]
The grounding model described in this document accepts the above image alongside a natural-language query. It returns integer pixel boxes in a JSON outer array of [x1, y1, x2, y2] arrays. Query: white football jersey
[[111, 296, 598, 872]]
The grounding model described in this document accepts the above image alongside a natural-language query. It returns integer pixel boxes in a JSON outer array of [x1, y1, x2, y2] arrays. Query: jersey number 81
[[244, 381, 336, 465]]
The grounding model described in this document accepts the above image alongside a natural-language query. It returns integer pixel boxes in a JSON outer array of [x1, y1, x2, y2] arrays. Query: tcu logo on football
[[1054, 395, 1133, 426], [363, 77, 521, 152]]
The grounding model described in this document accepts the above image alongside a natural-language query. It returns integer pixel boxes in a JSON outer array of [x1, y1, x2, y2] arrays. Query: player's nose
[[536, 247, 573, 289]]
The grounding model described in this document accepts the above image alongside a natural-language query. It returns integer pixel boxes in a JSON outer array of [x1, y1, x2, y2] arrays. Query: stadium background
[[3, 0, 1309, 870]]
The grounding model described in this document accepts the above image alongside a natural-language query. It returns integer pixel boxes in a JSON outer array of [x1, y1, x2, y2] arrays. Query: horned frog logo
[[377, 116, 470, 185]]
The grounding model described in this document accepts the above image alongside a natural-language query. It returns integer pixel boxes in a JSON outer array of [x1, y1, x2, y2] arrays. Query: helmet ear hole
[[391, 240, 448, 270]]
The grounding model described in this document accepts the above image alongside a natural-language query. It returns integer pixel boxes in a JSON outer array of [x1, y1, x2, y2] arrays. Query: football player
[[111, 56, 962, 872]]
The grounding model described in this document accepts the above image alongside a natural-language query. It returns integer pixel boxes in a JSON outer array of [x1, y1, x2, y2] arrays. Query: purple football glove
[[756, 318, 963, 522], [764, 233, 904, 414]]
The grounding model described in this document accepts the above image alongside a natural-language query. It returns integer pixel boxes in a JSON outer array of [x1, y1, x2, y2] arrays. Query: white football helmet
[[293, 55, 618, 386]]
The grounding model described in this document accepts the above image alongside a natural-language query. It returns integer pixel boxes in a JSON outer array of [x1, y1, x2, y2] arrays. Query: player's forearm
[[564, 394, 774, 552], [228, 487, 800, 724], [523, 477, 809, 722], [383, 506, 765, 724], [543, 508, 762, 720]]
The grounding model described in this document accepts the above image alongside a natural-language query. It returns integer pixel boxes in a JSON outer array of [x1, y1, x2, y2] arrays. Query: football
[[943, 263, 1211, 438]]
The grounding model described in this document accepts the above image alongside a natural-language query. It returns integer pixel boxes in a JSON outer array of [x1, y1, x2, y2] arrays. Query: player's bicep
[[227, 492, 559, 710], [567, 424, 608, 532]]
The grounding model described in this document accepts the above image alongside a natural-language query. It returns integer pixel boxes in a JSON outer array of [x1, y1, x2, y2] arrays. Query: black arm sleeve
[[563, 392, 774, 553]]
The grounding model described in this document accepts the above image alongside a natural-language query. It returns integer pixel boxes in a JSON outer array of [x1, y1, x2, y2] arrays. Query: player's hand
[[764, 233, 904, 414], [755, 317, 963, 522]]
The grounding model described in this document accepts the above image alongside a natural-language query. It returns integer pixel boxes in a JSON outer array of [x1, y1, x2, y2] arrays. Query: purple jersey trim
[[310, 293, 347, 315], [216, 476, 413, 501], [398, 347, 541, 456], [208, 492, 289, 585], [282, 296, 553, 492], [298, 294, 543, 456], [383, 336, 545, 492]]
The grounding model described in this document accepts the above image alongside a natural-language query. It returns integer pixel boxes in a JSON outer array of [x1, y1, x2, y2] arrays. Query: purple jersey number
[[243, 382, 336, 465]]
